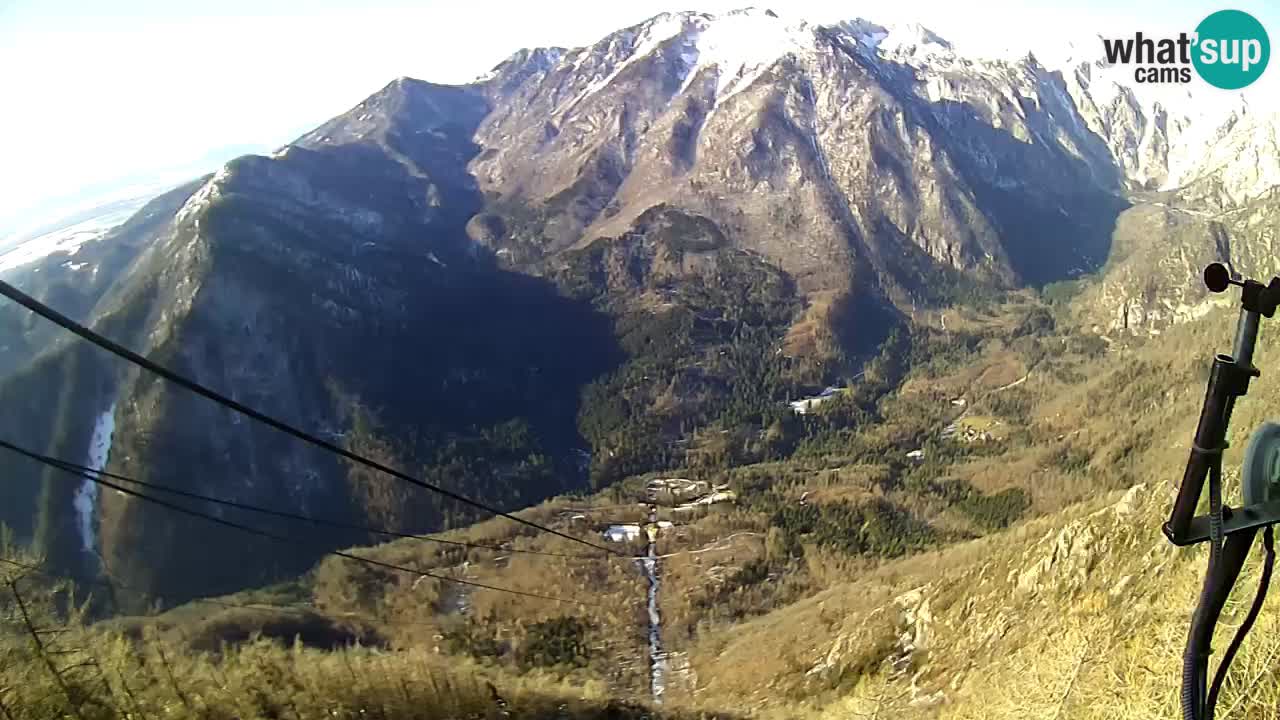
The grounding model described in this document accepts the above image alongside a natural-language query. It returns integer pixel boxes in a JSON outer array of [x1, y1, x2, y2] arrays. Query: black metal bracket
[[1168, 499, 1280, 546], [1242, 277, 1280, 318]]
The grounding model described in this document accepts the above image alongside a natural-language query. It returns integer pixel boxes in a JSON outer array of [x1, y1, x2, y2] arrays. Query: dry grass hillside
[[669, 301, 1280, 718]]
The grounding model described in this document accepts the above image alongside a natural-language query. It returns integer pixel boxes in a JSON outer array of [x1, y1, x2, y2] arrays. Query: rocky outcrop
[[1078, 193, 1280, 335], [801, 483, 1162, 713]]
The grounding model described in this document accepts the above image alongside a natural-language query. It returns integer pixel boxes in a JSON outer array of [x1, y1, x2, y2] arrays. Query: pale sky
[[1, 0, 1277, 229]]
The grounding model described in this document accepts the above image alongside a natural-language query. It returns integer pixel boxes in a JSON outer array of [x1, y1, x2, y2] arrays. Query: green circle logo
[[1193, 10, 1270, 89]]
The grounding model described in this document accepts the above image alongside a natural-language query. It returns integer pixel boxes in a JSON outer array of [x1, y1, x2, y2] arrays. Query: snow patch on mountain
[[563, 9, 817, 111], [0, 209, 133, 275], [175, 174, 224, 226], [580, 13, 689, 101], [75, 403, 116, 554], [677, 9, 817, 102], [877, 22, 954, 59], [475, 48, 567, 84], [829, 18, 956, 64], [832, 18, 889, 52]]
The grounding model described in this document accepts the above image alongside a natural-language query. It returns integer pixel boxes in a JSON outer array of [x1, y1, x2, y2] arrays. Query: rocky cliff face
[[1075, 138, 1280, 336], [1047, 55, 1280, 335], [466, 9, 1280, 338], [469, 9, 1129, 297]]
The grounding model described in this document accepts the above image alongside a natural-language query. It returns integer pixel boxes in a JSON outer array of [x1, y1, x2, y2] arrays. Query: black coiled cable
[[1206, 526, 1275, 720], [1182, 454, 1228, 720], [1181, 448, 1276, 720]]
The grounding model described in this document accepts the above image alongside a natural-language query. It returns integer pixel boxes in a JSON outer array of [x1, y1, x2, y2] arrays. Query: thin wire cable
[[0, 279, 623, 558], [6, 445, 596, 607], [0, 439, 601, 561]]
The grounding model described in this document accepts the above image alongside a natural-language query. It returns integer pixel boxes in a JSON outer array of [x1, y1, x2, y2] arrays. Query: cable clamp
[[1192, 441, 1229, 456]]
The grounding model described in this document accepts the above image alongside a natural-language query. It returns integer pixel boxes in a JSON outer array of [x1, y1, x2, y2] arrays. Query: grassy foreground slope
[[676, 300, 1280, 718]]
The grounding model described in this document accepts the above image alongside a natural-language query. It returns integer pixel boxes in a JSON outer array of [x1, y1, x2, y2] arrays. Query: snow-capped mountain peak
[[477, 7, 1280, 208], [827, 18, 954, 62], [676, 9, 817, 100], [537, 9, 819, 113], [877, 22, 953, 56]]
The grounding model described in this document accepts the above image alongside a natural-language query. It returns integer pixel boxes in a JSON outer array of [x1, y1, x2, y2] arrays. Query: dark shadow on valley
[[127, 135, 629, 606], [0, 108, 627, 610]]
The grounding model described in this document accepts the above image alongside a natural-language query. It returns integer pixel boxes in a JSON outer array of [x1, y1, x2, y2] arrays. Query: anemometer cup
[[1242, 422, 1280, 507], [1205, 263, 1233, 293]]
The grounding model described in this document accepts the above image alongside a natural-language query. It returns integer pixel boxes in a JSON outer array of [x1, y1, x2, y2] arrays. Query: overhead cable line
[[2, 441, 596, 607], [0, 439, 602, 562], [0, 279, 623, 558]]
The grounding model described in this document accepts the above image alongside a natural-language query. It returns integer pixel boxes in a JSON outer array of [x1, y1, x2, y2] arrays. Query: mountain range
[[2, 7, 1278, 604]]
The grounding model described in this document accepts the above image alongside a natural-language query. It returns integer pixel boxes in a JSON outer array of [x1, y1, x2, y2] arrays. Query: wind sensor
[[1166, 262, 1280, 720]]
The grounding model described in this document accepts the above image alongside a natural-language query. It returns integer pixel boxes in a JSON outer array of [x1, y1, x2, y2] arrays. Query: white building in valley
[[788, 386, 847, 415], [604, 524, 643, 542]]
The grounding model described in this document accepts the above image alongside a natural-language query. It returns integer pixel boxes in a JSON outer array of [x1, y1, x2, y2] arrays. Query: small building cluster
[[673, 488, 737, 512], [788, 386, 848, 415], [941, 420, 1000, 443], [600, 478, 740, 542], [604, 524, 643, 543], [646, 477, 710, 503]]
